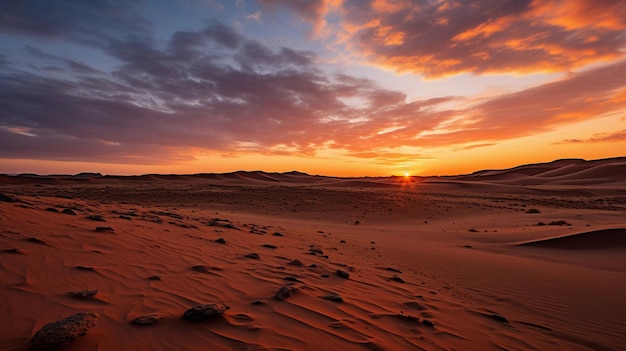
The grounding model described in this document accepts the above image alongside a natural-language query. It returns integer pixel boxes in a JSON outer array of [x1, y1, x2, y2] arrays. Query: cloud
[[1, 1, 625, 167], [556, 129, 626, 144], [276, 0, 626, 78]]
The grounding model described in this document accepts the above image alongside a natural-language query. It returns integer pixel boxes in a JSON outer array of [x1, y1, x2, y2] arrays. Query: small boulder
[[336, 269, 350, 279], [131, 313, 162, 325], [68, 290, 98, 299], [62, 208, 77, 215], [288, 259, 304, 266], [245, 253, 260, 259], [31, 312, 99, 350], [182, 303, 230, 321], [214, 238, 226, 244], [321, 294, 343, 303], [274, 285, 297, 301]]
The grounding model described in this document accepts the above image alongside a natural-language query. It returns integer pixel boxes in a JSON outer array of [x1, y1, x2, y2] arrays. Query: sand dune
[[518, 228, 626, 249], [1, 158, 626, 350]]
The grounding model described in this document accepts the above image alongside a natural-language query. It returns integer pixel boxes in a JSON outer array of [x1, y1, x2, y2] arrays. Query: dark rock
[[214, 238, 226, 244], [119, 215, 132, 220], [284, 276, 301, 282], [274, 285, 297, 301], [308, 264, 317, 268], [288, 259, 304, 266], [340, 240, 346, 243], [336, 269, 350, 279], [245, 253, 260, 259], [31, 312, 99, 350], [549, 220, 572, 226], [95, 226, 114, 232], [75, 266, 95, 271], [464, 245, 473, 249], [384, 267, 402, 273], [320, 274, 330, 278], [62, 208, 77, 215], [46, 207, 59, 213], [0, 193, 18, 203], [321, 294, 343, 303], [525, 208, 541, 214], [68, 290, 98, 299], [422, 319, 435, 328], [272, 232, 284, 237], [147, 275, 161, 281], [390, 275, 405, 283], [183, 303, 230, 321], [251, 300, 267, 305], [262, 244, 277, 249], [86, 215, 105, 222], [354, 220, 360, 225], [309, 248, 324, 255], [488, 314, 509, 323], [131, 313, 161, 325], [25, 237, 48, 245], [1, 248, 24, 254], [468, 228, 479, 232]]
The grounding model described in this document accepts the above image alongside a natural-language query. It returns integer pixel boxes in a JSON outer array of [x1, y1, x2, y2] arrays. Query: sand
[[1, 158, 625, 350]]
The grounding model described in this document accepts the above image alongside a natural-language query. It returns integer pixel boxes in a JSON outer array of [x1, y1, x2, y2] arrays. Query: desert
[[1, 157, 625, 351]]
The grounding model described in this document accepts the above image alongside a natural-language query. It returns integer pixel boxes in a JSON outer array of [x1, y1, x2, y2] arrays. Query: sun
[[404, 172, 410, 177]]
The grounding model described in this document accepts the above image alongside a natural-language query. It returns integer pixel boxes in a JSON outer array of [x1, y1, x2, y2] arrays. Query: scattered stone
[[31, 312, 99, 350], [131, 313, 162, 325], [309, 248, 324, 255], [95, 226, 114, 232], [233, 313, 253, 321], [119, 215, 132, 220], [1, 248, 24, 254], [336, 269, 350, 279], [245, 253, 260, 259], [525, 208, 541, 214], [464, 245, 473, 249], [262, 244, 277, 249], [183, 303, 230, 321], [468, 228, 479, 232], [370, 241, 376, 244], [75, 266, 95, 271], [422, 319, 435, 328], [488, 314, 509, 323], [68, 290, 98, 299], [321, 294, 343, 303], [288, 259, 304, 266], [46, 207, 59, 213], [272, 232, 284, 237], [0, 193, 18, 203], [354, 220, 360, 225], [397, 314, 420, 322], [320, 274, 330, 278], [192, 265, 218, 273], [62, 208, 77, 215], [384, 267, 402, 273], [536, 221, 546, 226], [308, 264, 317, 268], [147, 275, 161, 281], [207, 219, 239, 230], [251, 300, 267, 305], [274, 285, 297, 301], [549, 220, 572, 226], [284, 276, 301, 282], [390, 275, 405, 283], [25, 237, 48, 245], [86, 215, 105, 222], [214, 238, 226, 244], [340, 240, 346, 243]]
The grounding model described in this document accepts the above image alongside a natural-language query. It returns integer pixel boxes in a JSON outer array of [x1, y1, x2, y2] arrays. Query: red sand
[[1, 158, 625, 350]]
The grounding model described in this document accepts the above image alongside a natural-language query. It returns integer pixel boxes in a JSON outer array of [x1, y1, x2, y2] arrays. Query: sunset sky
[[1, 0, 625, 176]]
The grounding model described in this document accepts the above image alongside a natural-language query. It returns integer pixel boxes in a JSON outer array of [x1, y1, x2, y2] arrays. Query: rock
[[214, 238, 226, 244], [183, 303, 230, 321], [321, 294, 343, 303], [288, 259, 304, 266], [62, 208, 77, 215], [0, 193, 18, 203], [131, 313, 162, 325], [274, 285, 297, 301], [68, 290, 98, 299], [250, 299, 267, 305], [284, 276, 301, 282], [245, 253, 260, 259], [384, 267, 402, 273], [75, 265, 95, 271], [86, 215, 105, 222], [46, 207, 59, 213], [25, 237, 48, 245], [336, 270, 350, 279], [308, 264, 317, 268], [422, 319, 435, 328], [95, 226, 114, 232], [488, 314, 509, 323], [320, 274, 330, 278], [147, 275, 161, 280], [309, 248, 324, 255], [31, 312, 99, 350], [272, 232, 284, 237], [1, 248, 24, 254], [262, 244, 277, 249], [390, 275, 405, 283]]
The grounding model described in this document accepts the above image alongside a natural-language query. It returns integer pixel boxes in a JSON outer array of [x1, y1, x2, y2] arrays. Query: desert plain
[[1, 157, 625, 351]]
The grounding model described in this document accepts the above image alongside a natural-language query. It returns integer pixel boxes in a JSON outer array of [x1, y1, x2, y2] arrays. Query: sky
[[0, 0, 625, 177]]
